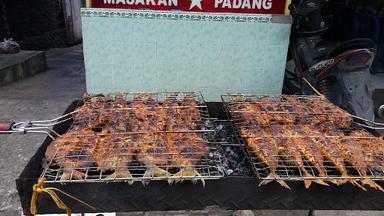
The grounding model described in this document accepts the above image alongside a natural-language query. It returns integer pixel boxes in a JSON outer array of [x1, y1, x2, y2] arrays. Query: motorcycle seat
[[326, 38, 376, 58]]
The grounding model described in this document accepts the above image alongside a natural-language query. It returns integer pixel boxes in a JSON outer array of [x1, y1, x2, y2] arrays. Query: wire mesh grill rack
[[243, 135, 384, 181], [40, 92, 224, 183], [221, 94, 353, 129], [41, 132, 223, 183], [222, 94, 384, 183], [69, 92, 212, 134]]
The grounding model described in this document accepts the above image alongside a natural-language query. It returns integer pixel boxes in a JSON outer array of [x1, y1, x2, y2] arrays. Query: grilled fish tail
[[337, 174, 351, 186], [302, 172, 329, 188], [348, 179, 367, 191], [361, 179, 384, 192], [312, 164, 336, 185], [259, 172, 291, 190], [296, 157, 329, 188], [300, 166, 329, 189], [303, 174, 312, 189]]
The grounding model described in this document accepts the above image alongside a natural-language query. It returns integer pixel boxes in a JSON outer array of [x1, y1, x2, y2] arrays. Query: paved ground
[[0, 45, 86, 216], [0, 45, 384, 216]]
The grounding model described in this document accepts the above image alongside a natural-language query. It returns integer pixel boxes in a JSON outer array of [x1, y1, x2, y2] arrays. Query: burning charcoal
[[214, 152, 221, 160], [229, 158, 238, 168], [222, 159, 229, 168], [208, 121, 253, 177], [204, 120, 214, 129], [216, 124, 224, 131], [209, 152, 214, 158], [226, 169, 234, 175], [225, 146, 232, 154]]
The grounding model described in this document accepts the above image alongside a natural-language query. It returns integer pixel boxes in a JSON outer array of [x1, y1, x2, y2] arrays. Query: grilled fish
[[167, 132, 209, 186], [45, 130, 96, 180], [94, 135, 135, 184], [242, 127, 290, 189], [269, 125, 329, 187], [338, 138, 384, 192], [136, 133, 171, 185]]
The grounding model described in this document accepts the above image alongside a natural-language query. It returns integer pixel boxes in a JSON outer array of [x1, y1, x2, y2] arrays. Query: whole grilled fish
[[242, 127, 290, 189], [278, 137, 328, 188], [269, 126, 328, 188], [312, 137, 360, 187], [338, 138, 384, 192]]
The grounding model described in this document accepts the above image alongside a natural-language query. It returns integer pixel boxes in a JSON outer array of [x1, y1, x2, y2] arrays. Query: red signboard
[[91, 0, 287, 14]]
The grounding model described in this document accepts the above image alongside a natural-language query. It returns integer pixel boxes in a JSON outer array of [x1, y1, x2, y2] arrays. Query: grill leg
[[308, 210, 315, 216]]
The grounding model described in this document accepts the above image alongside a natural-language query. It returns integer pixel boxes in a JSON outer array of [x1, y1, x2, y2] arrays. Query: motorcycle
[[284, 0, 381, 121]]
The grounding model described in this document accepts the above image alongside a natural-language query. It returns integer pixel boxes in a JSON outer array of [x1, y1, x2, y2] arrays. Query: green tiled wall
[[81, 9, 291, 101]]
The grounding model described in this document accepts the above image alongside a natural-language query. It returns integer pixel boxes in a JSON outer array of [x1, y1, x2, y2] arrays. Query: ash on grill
[[208, 121, 253, 177]]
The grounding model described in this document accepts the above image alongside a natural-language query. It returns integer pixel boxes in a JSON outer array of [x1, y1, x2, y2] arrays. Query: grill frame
[[222, 94, 384, 182], [40, 92, 224, 184], [16, 100, 384, 216], [221, 94, 353, 128]]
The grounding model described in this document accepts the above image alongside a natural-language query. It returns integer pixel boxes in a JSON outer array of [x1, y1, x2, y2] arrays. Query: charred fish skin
[[46, 131, 97, 180], [168, 132, 209, 186], [279, 137, 328, 188], [229, 95, 384, 191], [313, 137, 350, 184], [44, 92, 214, 185], [94, 135, 135, 184], [293, 127, 335, 184], [353, 136, 384, 180], [283, 126, 328, 178], [242, 127, 290, 189], [269, 125, 328, 188], [337, 138, 384, 192], [298, 137, 328, 178]]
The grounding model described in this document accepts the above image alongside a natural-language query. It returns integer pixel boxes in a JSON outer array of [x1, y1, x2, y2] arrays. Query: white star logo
[[189, 0, 202, 10]]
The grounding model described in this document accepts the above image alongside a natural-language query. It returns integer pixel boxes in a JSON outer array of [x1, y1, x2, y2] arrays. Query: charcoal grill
[[16, 98, 384, 216]]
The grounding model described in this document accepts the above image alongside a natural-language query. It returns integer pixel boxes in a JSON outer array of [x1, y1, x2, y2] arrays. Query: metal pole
[[285, 0, 292, 15], [86, 0, 92, 8]]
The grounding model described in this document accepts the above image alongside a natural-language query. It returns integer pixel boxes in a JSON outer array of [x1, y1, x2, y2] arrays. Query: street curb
[[0, 51, 48, 86]]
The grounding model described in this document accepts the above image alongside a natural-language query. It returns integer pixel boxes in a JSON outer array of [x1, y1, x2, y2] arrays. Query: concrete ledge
[[0, 51, 48, 86], [313, 211, 384, 216]]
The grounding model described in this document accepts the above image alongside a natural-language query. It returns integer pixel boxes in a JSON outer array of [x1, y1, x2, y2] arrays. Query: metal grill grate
[[41, 92, 224, 184], [245, 135, 384, 181], [222, 94, 384, 185], [69, 92, 212, 134], [222, 94, 353, 129]]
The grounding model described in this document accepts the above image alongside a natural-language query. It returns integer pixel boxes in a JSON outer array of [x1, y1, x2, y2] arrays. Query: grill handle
[[0, 122, 14, 133], [0, 113, 74, 139]]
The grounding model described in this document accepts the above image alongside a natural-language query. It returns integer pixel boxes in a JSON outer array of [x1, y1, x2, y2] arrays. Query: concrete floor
[[0, 45, 86, 216], [0, 45, 383, 216]]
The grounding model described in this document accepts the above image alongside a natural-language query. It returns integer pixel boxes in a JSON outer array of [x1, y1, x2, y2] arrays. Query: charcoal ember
[[372, 169, 384, 177], [226, 169, 234, 175], [211, 121, 253, 177], [208, 151, 221, 162]]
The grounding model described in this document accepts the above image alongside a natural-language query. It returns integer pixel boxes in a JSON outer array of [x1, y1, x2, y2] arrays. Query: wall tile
[[82, 9, 291, 101]]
